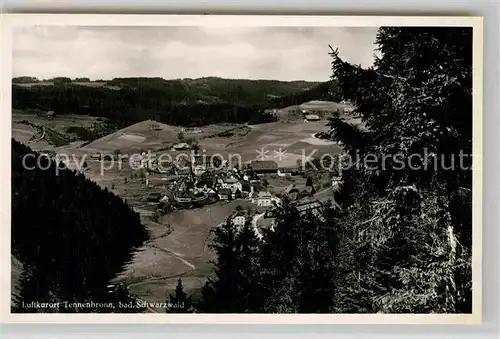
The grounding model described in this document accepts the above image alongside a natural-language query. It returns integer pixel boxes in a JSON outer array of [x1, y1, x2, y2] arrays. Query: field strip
[[150, 244, 196, 270]]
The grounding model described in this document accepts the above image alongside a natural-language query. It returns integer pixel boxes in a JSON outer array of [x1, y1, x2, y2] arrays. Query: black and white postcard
[[1, 14, 483, 324]]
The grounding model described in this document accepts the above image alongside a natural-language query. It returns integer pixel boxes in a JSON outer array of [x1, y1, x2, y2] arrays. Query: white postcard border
[[0, 14, 483, 325]]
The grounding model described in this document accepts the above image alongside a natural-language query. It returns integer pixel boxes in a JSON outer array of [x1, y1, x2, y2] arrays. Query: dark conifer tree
[[196, 220, 239, 313], [167, 278, 192, 313], [197, 216, 260, 313]]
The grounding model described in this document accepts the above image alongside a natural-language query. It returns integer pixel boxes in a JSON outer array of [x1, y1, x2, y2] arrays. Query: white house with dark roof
[[251, 191, 281, 207]]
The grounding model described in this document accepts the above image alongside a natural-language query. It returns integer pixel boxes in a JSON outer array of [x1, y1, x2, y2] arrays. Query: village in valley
[[12, 99, 357, 309]]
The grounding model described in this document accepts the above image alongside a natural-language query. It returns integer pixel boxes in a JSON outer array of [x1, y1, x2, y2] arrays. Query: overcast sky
[[13, 26, 379, 82]]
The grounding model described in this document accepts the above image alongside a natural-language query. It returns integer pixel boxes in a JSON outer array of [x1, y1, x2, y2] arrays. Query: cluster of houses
[[147, 156, 297, 208], [121, 150, 342, 232]]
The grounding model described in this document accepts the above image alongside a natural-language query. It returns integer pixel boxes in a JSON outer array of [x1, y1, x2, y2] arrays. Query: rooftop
[[176, 191, 194, 199], [196, 179, 215, 188], [278, 167, 299, 173]]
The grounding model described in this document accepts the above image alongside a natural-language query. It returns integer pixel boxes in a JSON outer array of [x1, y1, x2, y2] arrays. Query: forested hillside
[[11, 140, 149, 312], [269, 80, 342, 108], [193, 27, 473, 314], [12, 77, 330, 127]]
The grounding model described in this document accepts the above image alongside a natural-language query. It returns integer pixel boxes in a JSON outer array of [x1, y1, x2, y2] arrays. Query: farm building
[[249, 160, 278, 174], [294, 198, 323, 216], [172, 142, 191, 151], [277, 167, 300, 177], [217, 188, 232, 200], [231, 213, 246, 228], [193, 165, 206, 176], [304, 114, 321, 122], [284, 184, 300, 195]]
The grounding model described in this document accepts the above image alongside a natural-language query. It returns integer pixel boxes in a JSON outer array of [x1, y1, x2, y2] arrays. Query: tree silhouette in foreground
[[197, 27, 473, 314]]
